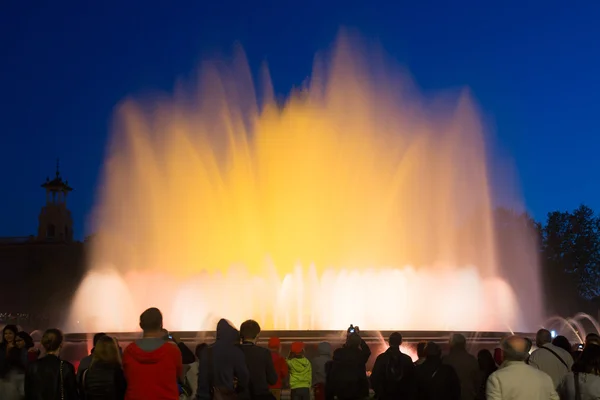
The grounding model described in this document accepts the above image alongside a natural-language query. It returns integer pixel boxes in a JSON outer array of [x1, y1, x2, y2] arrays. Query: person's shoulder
[[62, 359, 77, 372], [123, 341, 137, 352], [551, 345, 574, 360], [258, 345, 272, 357]]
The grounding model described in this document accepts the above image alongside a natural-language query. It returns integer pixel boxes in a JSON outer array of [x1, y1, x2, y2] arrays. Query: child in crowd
[[268, 337, 288, 400], [311, 342, 331, 400], [287, 342, 312, 400]]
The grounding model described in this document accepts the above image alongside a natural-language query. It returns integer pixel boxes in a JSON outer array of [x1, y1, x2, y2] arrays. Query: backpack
[[385, 354, 404, 383]]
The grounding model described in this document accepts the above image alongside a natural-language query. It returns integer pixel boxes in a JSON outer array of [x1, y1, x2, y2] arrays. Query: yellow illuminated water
[[68, 36, 542, 333]]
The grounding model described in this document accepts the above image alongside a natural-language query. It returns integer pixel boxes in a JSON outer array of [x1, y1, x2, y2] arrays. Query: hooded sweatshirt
[[123, 337, 183, 400], [287, 357, 312, 389], [312, 342, 332, 385], [197, 319, 249, 400]]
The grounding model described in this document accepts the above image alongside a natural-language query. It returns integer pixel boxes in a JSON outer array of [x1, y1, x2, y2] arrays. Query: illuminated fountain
[[67, 35, 542, 333]]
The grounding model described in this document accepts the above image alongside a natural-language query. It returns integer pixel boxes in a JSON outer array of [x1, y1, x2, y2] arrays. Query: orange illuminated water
[[67, 36, 542, 333]]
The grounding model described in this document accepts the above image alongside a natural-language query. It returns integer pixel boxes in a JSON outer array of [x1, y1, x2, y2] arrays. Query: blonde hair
[[91, 336, 121, 366]]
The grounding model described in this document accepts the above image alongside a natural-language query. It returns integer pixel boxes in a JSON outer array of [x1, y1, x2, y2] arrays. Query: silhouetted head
[[389, 332, 402, 348], [425, 341, 442, 359], [16, 331, 34, 350], [41, 328, 64, 355], [216, 319, 240, 344], [552, 335, 572, 353], [240, 320, 261, 342], [93, 332, 107, 348], [586, 333, 600, 347], [449, 334, 467, 351], [92, 336, 121, 366], [416, 341, 427, 359], [317, 342, 332, 356], [346, 333, 361, 348], [195, 343, 207, 359], [502, 335, 532, 362], [477, 349, 497, 373], [2, 325, 18, 345], [573, 343, 600, 374], [536, 329, 552, 347], [139, 307, 163, 335]]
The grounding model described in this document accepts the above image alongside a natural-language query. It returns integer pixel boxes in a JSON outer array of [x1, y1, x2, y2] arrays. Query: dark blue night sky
[[1, 0, 599, 239]]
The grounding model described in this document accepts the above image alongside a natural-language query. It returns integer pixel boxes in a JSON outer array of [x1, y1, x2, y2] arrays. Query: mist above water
[[68, 34, 542, 333]]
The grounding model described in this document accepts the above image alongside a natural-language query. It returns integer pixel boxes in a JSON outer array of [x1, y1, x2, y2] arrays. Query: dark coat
[[416, 358, 461, 400], [197, 319, 250, 400], [443, 350, 480, 400], [327, 339, 371, 400], [25, 354, 79, 400], [238, 342, 278, 399], [81, 361, 126, 400], [370, 347, 416, 399]]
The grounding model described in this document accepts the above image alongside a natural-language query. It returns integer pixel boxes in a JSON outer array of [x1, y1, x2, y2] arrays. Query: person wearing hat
[[287, 342, 312, 400], [268, 337, 288, 400]]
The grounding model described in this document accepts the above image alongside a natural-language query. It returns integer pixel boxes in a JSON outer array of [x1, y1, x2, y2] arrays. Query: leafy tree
[[541, 205, 600, 307]]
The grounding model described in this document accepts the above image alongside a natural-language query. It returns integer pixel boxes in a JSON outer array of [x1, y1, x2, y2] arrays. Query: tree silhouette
[[540, 205, 600, 314]]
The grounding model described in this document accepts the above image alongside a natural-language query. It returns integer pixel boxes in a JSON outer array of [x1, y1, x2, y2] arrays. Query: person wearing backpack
[[370, 332, 416, 399]]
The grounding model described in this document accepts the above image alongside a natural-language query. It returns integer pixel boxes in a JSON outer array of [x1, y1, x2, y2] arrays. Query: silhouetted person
[[557, 342, 600, 399], [237, 319, 277, 400], [24, 328, 79, 400], [186, 343, 206, 399], [370, 332, 416, 399], [443, 334, 480, 400], [78, 332, 107, 385], [161, 329, 196, 365], [475, 349, 496, 400], [415, 341, 460, 400], [528, 329, 573, 387], [328, 330, 371, 400], [311, 342, 331, 400], [586, 333, 600, 348], [415, 342, 427, 366], [16, 332, 39, 367], [552, 335, 572, 355], [197, 318, 249, 399], [0, 325, 18, 378], [122, 307, 182, 400], [81, 335, 126, 400], [486, 335, 558, 400]]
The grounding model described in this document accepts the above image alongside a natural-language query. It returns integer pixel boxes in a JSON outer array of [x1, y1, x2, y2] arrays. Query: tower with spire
[[37, 159, 74, 242]]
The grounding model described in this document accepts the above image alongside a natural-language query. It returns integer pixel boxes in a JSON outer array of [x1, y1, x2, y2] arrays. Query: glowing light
[[67, 34, 542, 333]]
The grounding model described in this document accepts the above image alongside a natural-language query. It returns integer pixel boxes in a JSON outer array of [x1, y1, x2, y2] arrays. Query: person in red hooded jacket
[[122, 307, 183, 400], [268, 337, 289, 399]]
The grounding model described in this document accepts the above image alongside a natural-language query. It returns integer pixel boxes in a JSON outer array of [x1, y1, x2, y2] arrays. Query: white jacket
[[487, 361, 559, 400]]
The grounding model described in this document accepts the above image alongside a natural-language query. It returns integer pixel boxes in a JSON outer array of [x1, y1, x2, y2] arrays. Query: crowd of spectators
[[2, 309, 599, 400]]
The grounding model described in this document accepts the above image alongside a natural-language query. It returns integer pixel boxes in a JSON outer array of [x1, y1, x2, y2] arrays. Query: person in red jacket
[[268, 337, 289, 400], [123, 307, 183, 400]]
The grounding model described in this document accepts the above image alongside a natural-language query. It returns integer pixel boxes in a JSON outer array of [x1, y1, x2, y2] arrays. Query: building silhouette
[[0, 161, 86, 328], [38, 159, 74, 242]]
